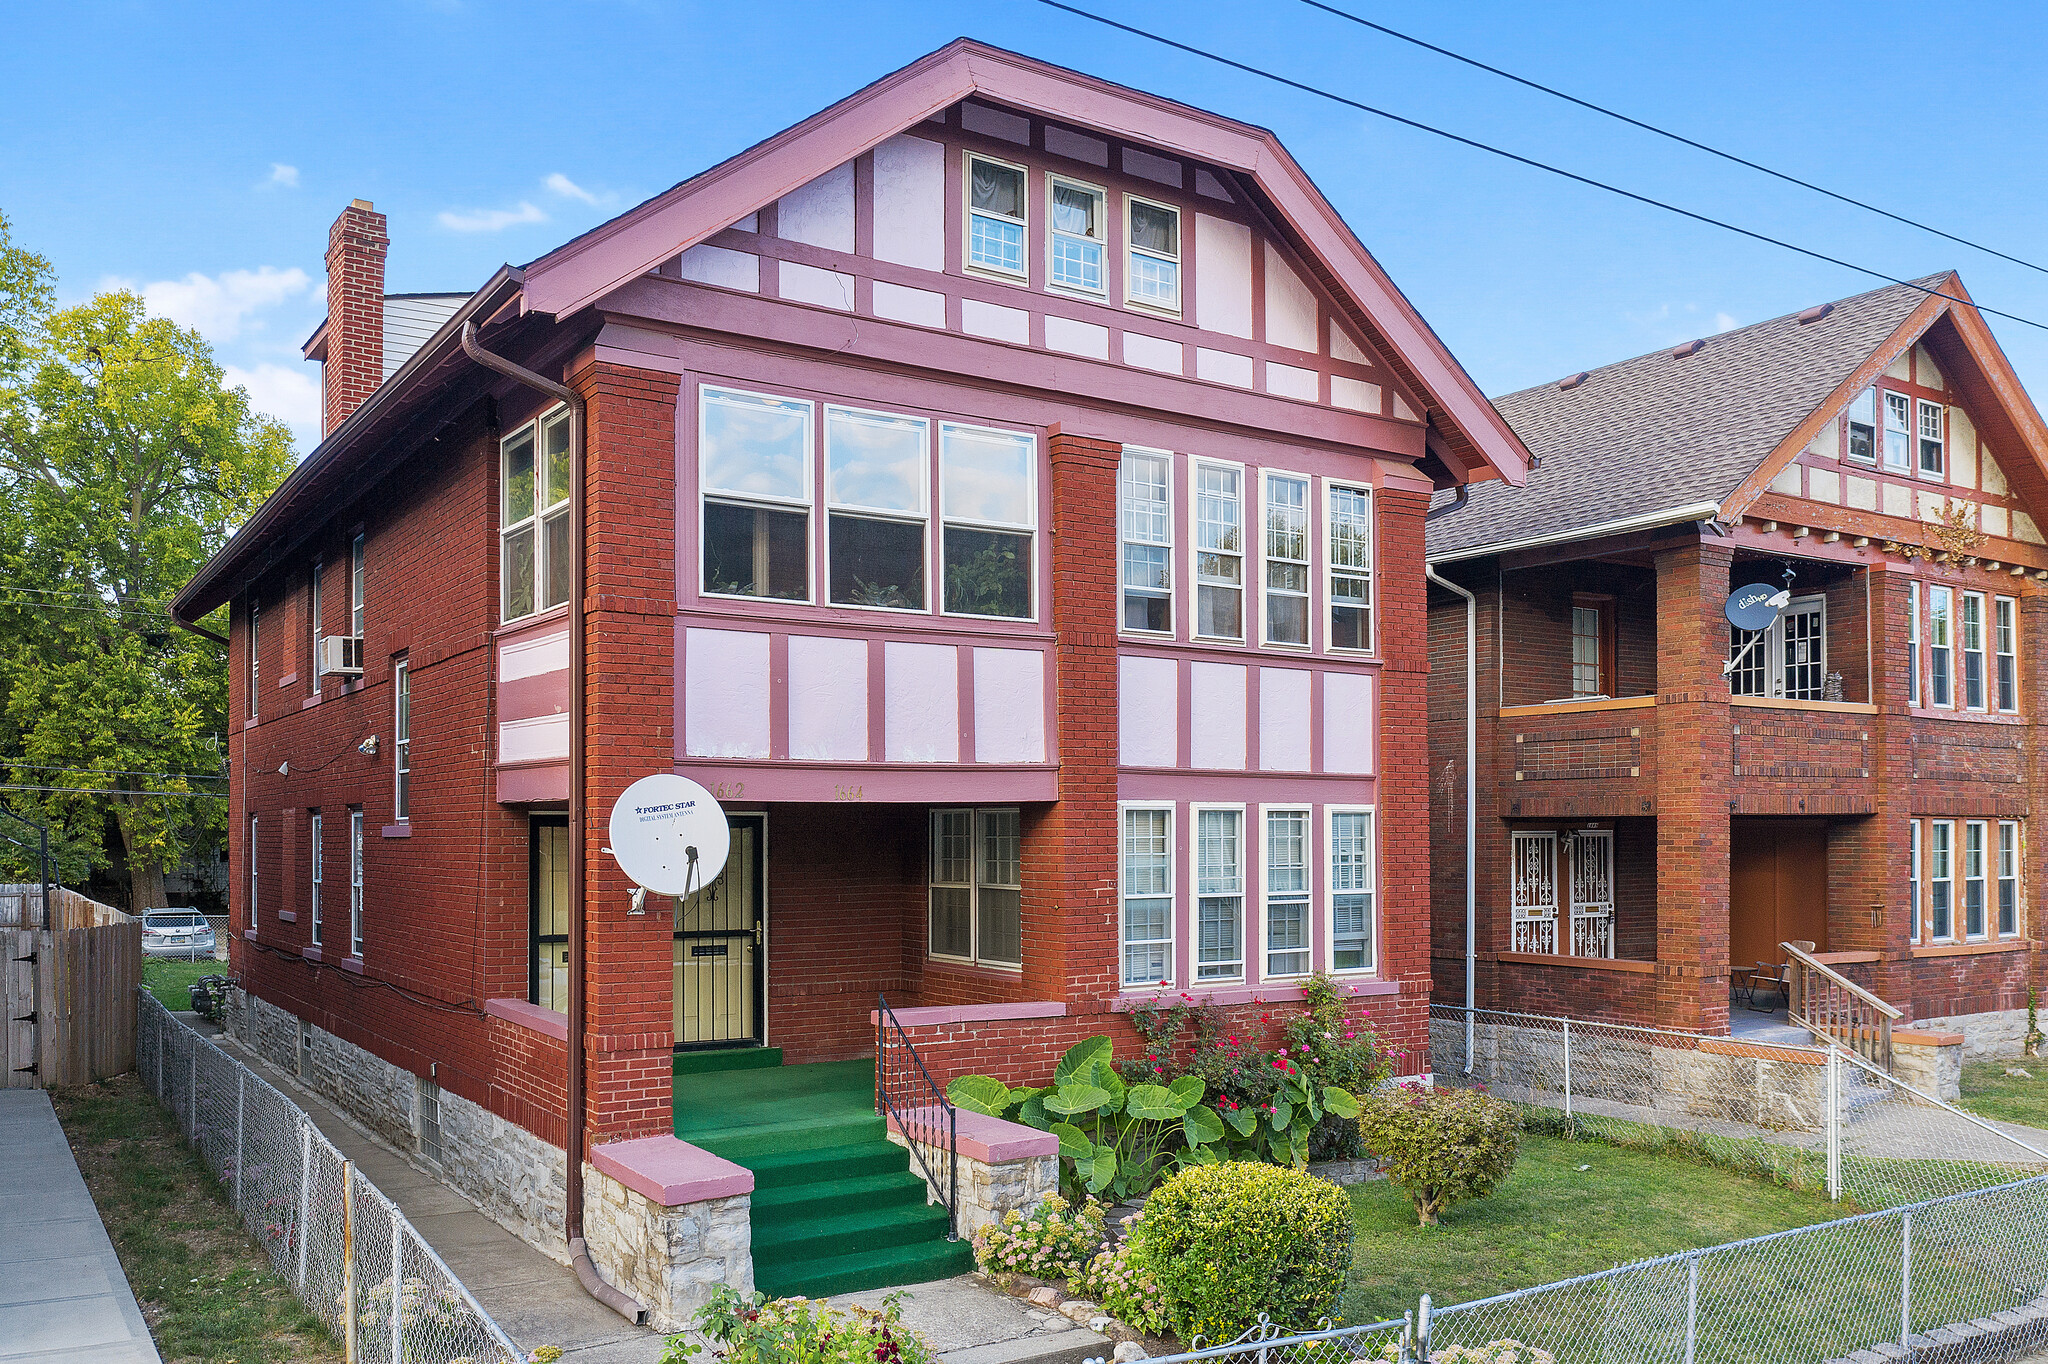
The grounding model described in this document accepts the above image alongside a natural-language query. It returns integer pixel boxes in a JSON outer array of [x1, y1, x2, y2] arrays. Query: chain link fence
[[139, 988, 524, 1364]]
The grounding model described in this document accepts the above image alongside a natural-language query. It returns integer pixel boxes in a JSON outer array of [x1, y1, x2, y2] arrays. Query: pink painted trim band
[[888, 1108, 1058, 1163], [486, 998, 570, 1043], [381, 824, 412, 839], [1109, 978, 1399, 1011], [275, 910, 297, 923], [870, 1000, 1067, 1027], [591, 1135, 754, 1206]]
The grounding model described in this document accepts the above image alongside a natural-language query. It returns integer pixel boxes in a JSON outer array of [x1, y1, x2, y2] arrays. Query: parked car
[[142, 908, 216, 959]]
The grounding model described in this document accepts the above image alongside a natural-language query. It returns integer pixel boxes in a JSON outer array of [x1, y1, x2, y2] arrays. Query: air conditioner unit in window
[[318, 635, 364, 677]]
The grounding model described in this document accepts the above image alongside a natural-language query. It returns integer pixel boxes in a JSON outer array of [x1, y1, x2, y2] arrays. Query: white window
[[1846, 387, 1876, 464], [826, 405, 929, 611], [499, 410, 571, 622], [1918, 399, 1945, 478], [309, 810, 323, 947], [1510, 831, 1557, 954], [1728, 594, 1825, 700], [1194, 807, 1244, 981], [1120, 448, 1173, 633], [1965, 820, 1988, 940], [1572, 607, 1604, 697], [393, 658, 411, 821], [248, 814, 259, 927], [1193, 462, 1243, 641], [1908, 583, 1921, 708], [1048, 176, 1106, 296], [1883, 391, 1913, 471], [1262, 474, 1311, 647], [309, 561, 323, 695], [966, 154, 1027, 279], [349, 808, 365, 957], [1569, 829, 1615, 959], [1962, 592, 1987, 711], [1930, 820, 1954, 941], [350, 532, 366, 638], [1125, 196, 1181, 313], [1328, 485, 1373, 652], [1997, 596, 2019, 712], [1999, 821, 2022, 938], [1328, 808, 1375, 972], [939, 424, 1037, 619], [1928, 586, 1954, 708], [1121, 806, 1174, 986], [700, 387, 813, 602], [1909, 818, 1922, 945], [1263, 808, 1311, 977], [247, 595, 260, 719], [928, 808, 1022, 968]]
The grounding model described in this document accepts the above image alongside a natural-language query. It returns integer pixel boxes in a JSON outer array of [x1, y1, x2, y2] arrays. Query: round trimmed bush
[[1130, 1162, 1352, 1341], [1356, 1082, 1519, 1225]]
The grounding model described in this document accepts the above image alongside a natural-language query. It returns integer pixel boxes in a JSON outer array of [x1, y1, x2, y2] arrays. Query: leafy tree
[[0, 209, 294, 908]]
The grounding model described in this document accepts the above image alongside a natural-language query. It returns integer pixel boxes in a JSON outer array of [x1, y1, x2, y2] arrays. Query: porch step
[[755, 1199, 954, 1268], [673, 1046, 784, 1076], [757, 1236, 977, 1302], [751, 1167, 930, 1214], [745, 1141, 916, 1190], [694, 1112, 891, 1162]]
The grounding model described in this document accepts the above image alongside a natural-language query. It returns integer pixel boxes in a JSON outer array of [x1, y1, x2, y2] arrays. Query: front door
[[1728, 818, 1829, 973], [673, 814, 765, 1049]]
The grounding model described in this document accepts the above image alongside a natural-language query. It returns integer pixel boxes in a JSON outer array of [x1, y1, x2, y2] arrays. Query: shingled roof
[[1426, 275, 1949, 561]]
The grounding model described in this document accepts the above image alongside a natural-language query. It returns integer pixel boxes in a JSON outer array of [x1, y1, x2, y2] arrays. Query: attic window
[[1797, 303, 1835, 325], [1557, 372, 1589, 392], [1670, 339, 1705, 359]]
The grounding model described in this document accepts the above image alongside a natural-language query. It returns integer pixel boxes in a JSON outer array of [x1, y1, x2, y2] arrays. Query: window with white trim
[[1999, 821, 2021, 938], [309, 810, 323, 947], [826, 405, 928, 610], [1884, 391, 1913, 471], [1908, 583, 1921, 707], [1965, 820, 1988, 940], [246, 594, 260, 720], [350, 533, 366, 638], [1571, 606, 1604, 697], [1263, 808, 1311, 976], [1728, 594, 1825, 699], [1918, 399, 1945, 478], [1121, 806, 1173, 986], [928, 808, 1022, 968], [1120, 448, 1173, 633], [1963, 592, 1987, 711], [940, 423, 1036, 619], [1048, 176, 1106, 297], [1125, 196, 1181, 313], [500, 410, 571, 622], [966, 154, 1027, 279], [1194, 807, 1244, 981], [1928, 586, 1954, 708], [1930, 819, 1954, 941], [1263, 474, 1310, 646], [1193, 462, 1243, 640], [248, 813, 259, 927], [1328, 485, 1372, 652], [309, 561, 323, 695], [1846, 387, 1876, 463], [1997, 596, 2019, 712], [1328, 808, 1375, 972], [1909, 818, 1922, 945], [700, 387, 812, 602], [348, 807, 364, 956], [1510, 831, 1557, 954], [393, 658, 411, 821]]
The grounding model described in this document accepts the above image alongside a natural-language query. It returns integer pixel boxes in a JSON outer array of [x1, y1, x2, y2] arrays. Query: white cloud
[[103, 266, 314, 344], [225, 362, 322, 441], [1710, 311, 1740, 334], [268, 163, 300, 188], [437, 201, 548, 233], [545, 172, 598, 204]]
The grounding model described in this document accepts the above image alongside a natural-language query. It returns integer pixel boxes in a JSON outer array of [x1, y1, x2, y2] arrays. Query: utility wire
[[1296, 0, 2048, 279], [1034, 0, 2048, 333], [4, 762, 228, 782], [1, 783, 227, 798]]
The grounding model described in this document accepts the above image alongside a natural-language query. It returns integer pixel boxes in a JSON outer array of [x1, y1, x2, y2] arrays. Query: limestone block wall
[[580, 1165, 751, 1333], [885, 1127, 1058, 1241]]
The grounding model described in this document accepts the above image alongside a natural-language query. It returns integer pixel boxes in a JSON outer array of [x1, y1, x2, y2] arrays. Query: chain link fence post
[[296, 1117, 312, 1295], [390, 1203, 403, 1364], [341, 1160, 357, 1364], [1562, 1018, 1573, 1129], [234, 1071, 246, 1208], [1826, 1046, 1842, 1201], [1684, 1253, 1698, 1364], [1900, 1207, 1913, 1347]]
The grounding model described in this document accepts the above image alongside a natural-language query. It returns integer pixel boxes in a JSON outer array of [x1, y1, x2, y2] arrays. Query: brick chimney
[[321, 199, 388, 436]]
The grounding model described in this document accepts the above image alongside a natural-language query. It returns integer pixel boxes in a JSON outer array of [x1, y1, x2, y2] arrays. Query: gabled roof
[[521, 37, 1529, 488], [1424, 272, 2048, 561]]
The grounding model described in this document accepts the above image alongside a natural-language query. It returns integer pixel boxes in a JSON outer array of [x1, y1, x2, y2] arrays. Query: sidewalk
[[0, 1089, 162, 1364]]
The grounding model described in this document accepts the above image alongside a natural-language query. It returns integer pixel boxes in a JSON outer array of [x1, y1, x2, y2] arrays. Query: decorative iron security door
[[674, 815, 765, 1049]]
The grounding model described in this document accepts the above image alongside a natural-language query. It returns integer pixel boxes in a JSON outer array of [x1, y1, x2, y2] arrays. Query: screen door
[[673, 814, 765, 1048]]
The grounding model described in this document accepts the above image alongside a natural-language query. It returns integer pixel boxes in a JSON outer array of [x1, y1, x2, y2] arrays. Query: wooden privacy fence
[[1, 885, 141, 1087]]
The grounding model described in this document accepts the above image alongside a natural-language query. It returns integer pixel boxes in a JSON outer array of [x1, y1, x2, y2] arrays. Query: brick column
[[572, 357, 682, 1146], [2022, 593, 2048, 1015], [1022, 428, 1120, 1010], [1376, 485, 1434, 1061], [322, 200, 387, 436], [1652, 542, 1733, 1033], [1859, 567, 1918, 1006]]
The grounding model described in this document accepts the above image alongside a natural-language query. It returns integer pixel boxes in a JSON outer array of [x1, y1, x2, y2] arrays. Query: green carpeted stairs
[[673, 1049, 974, 1298]]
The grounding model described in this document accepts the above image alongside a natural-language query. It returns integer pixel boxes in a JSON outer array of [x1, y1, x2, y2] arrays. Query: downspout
[[460, 322, 646, 1326], [1425, 561, 1477, 1076]]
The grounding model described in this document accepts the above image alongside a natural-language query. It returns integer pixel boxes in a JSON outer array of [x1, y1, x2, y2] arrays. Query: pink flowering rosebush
[[971, 1194, 1108, 1282], [1356, 1083, 1520, 1225], [1073, 1226, 1169, 1335]]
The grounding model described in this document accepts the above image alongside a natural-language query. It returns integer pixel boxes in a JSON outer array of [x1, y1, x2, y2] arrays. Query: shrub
[[971, 1194, 1107, 1281], [1357, 1083, 1520, 1225], [1130, 1162, 1352, 1341], [1074, 1236, 1169, 1335], [659, 1284, 935, 1364]]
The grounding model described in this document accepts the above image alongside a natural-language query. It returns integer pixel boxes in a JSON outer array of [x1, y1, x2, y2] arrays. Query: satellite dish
[[608, 774, 729, 897], [1723, 583, 1789, 632]]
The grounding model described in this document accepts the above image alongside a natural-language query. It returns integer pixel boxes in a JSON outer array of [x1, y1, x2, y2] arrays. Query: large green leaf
[[1049, 1122, 1094, 1160], [1017, 1092, 1051, 1130], [1082, 1144, 1120, 1194], [1166, 1075, 1206, 1108], [1182, 1104, 1225, 1147], [1175, 1144, 1220, 1168], [1043, 1082, 1113, 1116], [1054, 1036, 1114, 1087], [1125, 1084, 1183, 1121], [1220, 1104, 1258, 1138], [1085, 1056, 1127, 1108], [1270, 1095, 1294, 1132], [1323, 1085, 1362, 1119], [946, 1075, 1012, 1117]]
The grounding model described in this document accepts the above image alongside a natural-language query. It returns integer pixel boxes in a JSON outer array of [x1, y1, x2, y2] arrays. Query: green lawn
[[144, 957, 219, 1009], [1342, 1133, 1842, 1324], [1958, 1059, 2048, 1128]]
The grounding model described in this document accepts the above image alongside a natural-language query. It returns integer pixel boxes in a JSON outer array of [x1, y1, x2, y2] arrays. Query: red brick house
[[172, 41, 1527, 1318], [1428, 274, 2048, 1064]]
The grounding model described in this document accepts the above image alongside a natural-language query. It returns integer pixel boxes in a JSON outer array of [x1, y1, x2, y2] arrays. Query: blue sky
[[8, 1, 2048, 454]]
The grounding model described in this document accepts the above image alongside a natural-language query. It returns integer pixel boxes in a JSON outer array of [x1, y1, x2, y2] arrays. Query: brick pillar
[[573, 357, 682, 1146], [322, 200, 387, 436], [1377, 484, 1434, 1064], [1859, 567, 1918, 1008], [2022, 593, 2048, 1017], [1022, 428, 1120, 1010], [1652, 542, 1732, 1033]]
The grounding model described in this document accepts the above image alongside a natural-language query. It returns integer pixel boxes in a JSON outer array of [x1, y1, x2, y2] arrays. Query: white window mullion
[[1262, 808, 1311, 977], [1328, 808, 1376, 973], [1194, 806, 1244, 981], [1119, 448, 1173, 634], [1121, 806, 1174, 987]]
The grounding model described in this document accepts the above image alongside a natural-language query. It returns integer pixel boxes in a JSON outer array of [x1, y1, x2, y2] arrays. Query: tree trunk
[[113, 806, 168, 914]]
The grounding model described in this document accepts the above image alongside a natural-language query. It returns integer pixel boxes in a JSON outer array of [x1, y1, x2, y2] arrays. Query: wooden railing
[[1784, 941, 1901, 1073]]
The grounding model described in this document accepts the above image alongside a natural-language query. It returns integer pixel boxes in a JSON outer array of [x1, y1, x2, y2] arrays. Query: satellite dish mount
[[605, 774, 730, 919], [1721, 562, 1797, 678]]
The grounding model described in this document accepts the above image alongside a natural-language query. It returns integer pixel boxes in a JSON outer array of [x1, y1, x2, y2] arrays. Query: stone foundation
[[885, 1110, 1059, 1242], [1914, 1006, 2033, 1062], [1891, 1031, 1965, 1103], [580, 1163, 752, 1333]]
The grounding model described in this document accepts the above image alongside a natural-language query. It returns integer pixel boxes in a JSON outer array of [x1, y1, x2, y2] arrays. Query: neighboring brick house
[[172, 40, 1527, 1316], [1427, 273, 2048, 1057]]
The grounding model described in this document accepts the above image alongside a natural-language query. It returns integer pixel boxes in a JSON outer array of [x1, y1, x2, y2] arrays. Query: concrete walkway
[[0, 1089, 162, 1364]]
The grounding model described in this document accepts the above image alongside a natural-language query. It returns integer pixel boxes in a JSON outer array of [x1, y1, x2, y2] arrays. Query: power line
[[4, 762, 228, 783], [1034, 0, 2048, 334], [1295, 0, 2048, 279], [1, 783, 227, 798]]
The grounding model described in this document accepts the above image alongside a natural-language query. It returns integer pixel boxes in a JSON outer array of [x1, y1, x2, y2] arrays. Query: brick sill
[[1911, 940, 2035, 959], [1730, 695, 1877, 715], [381, 823, 411, 839], [1499, 695, 1657, 719], [274, 910, 296, 923], [486, 998, 569, 1042], [871, 1000, 1065, 1028], [1813, 950, 1880, 966], [1497, 951, 1656, 975], [1110, 978, 1401, 1010], [1908, 707, 2025, 725], [276, 671, 298, 689]]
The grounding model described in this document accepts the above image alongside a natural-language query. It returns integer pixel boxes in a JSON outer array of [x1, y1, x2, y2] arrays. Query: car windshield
[[145, 912, 205, 929]]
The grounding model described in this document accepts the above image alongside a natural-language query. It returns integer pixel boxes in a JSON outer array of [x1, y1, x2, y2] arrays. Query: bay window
[[500, 412, 572, 620], [1125, 196, 1181, 313], [1328, 808, 1375, 972], [1918, 399, 1944, 478], [940, 423, 1036, 619], [1930, 820, 1954, 941], [1328, 485, 1373, 652], [1263, 808, 1311, 976], [1884, 391, 1912, 471], [1048, 177, 1107, 297], [700, 387, 813, 601], [2000, 822, 2021, 938], [1997, 597, 2018, 712], [1194, 807, 1244, 981], [1928, 586, 1953, 708], [967, 154, 1027, 279], [1194, 461, 1243, 640], [826, 405, 928, 610], [1965, 820, 1988, 940], [1121, 806, 1174, 986], [928, 807, 1022, 968], [1120, 448, 1173, 633], [1962, 592, 1986, 711], [1262, 473, 1310, 646]]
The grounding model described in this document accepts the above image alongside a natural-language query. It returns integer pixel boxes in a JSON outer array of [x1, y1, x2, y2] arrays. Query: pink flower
[[1343, 1030, 1356, 1039]]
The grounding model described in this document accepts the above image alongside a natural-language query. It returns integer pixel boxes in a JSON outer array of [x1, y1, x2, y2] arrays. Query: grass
[[144, 956, 220, 1009], [51, 1073, 339, 1364], [1958, 1058, 2048, 1128], [1342, 1133, 1842, 1324]]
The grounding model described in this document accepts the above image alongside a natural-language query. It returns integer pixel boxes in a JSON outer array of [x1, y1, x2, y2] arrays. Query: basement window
[[417, 1075, 443, 1165]]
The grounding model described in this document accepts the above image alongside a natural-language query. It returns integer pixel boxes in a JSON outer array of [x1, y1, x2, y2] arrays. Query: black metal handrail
[[875, 994, 959, 1239]]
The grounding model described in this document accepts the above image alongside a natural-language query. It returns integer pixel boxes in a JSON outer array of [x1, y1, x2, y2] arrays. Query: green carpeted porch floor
[[672, 1048, 974, 1298]]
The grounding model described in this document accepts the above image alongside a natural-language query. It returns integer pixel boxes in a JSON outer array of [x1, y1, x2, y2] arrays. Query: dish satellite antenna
[[606, 773, 730, 918], [1721, 563, 1797, 678]]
